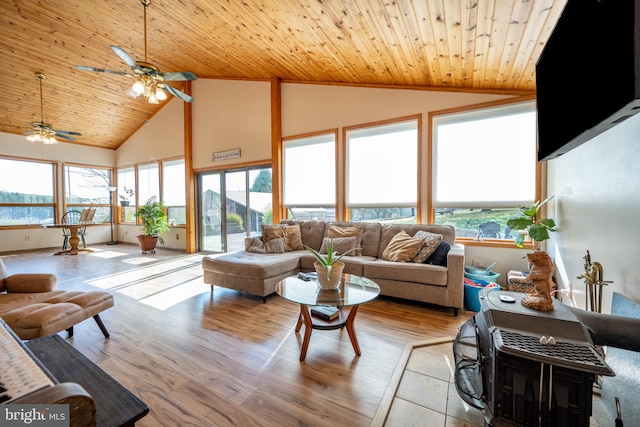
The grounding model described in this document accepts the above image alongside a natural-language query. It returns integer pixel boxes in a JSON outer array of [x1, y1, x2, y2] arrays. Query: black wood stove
[[454, 290, 616, 427]]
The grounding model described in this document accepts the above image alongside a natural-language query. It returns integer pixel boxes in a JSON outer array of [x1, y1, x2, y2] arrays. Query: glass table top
[[275, 274, 380, 307]]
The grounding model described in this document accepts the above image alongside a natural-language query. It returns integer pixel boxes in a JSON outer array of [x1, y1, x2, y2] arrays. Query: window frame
[[63, 163, 113, 224], [282, 130, 338, 221], [0, 156, 57, 228], [343, 115, 420, 223], [117, 167, 137, 224], [161, 158, 186, 226], [429, 97, 542, 246]]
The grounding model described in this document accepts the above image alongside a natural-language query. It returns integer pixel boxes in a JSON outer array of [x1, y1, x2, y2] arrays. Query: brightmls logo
[[2, 405, 69, 426]]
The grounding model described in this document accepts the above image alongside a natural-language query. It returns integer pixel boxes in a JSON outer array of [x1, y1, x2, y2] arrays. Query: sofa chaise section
[[202, 251, 303, 302]]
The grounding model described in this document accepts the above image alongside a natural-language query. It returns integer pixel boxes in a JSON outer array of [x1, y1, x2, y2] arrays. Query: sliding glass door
[[199, 173, 223, 252], [197, 165, 272, 253]]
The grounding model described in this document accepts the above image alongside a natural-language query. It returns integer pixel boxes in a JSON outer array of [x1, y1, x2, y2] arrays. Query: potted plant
[[119, 187, 135, 206], [135, 196, 170, 253], [507, 195, 556, 249], [304, 239, 359, 289]]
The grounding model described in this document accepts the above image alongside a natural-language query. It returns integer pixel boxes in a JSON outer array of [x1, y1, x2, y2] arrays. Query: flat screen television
[[536, 0, 640, 161]]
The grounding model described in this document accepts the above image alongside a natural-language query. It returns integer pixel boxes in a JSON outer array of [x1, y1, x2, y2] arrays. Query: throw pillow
[[319, 236, 358, 255], [424, 241, 451, 266], [327, 225, 364, 256], [261, 224, 304, 252], [264, 237, 286, 253], [246, 237, 266, 253], [412, 231, 443, 263], [381, 230, 425, 262]]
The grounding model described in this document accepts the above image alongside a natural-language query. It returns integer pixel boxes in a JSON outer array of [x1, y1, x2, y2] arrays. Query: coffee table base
[[295, 304, 361, 361]]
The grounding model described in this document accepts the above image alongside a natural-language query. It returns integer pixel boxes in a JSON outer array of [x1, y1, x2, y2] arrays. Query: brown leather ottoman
[[0, 290, 114, 340]]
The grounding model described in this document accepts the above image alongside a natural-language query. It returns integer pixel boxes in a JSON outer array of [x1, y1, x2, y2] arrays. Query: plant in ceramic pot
[[304, 239, 359, 290], [135, 196, 170, 253], [507, 195, 557, 249], [119, 187, 135, 206]]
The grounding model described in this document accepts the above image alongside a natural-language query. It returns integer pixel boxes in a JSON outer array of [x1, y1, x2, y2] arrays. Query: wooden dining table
[[42, 223, 100, 255]]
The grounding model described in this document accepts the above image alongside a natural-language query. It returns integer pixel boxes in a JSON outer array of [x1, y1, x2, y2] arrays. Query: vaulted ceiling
[[0, 0, 567, 150]]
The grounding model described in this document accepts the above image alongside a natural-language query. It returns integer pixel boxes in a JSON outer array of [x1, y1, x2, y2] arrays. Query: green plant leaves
[[528, 224, 551, 243], [507, 195, 556, 247], [135, 196, 170, 244], [506, 217, 533, 230]]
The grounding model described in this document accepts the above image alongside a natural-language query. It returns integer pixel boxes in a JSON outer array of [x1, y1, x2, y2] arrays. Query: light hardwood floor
[[2, 244, 474, 426]]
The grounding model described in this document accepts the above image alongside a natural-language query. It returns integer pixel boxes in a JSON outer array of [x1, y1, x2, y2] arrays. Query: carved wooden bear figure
[[521, 250, 555, 311]]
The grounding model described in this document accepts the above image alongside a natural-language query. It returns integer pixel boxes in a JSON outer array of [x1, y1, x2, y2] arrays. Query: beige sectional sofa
[[201, 220, 465, 315]]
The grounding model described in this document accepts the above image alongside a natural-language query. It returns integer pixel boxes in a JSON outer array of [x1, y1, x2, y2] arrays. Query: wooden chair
[[61, 210, 86, 251]]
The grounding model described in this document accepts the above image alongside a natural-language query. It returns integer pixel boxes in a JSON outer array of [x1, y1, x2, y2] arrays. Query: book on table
[[310, 306, 339, 321]]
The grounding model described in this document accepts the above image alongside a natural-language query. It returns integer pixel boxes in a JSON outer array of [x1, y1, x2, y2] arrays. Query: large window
[[118, 159, 186, 225], [162, 159, 186, 225], [138, 162, 159, 205], [283, 132, 336, 221], [432, 100, 537, 241], [0, 158, 55, 226], [64, 165, 112, 222], [117, 167, 136, 223], [345, 118, 418, 223]]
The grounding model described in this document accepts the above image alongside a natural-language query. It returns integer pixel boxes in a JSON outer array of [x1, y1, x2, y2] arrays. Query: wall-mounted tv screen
[[536, 0, 640, 161]]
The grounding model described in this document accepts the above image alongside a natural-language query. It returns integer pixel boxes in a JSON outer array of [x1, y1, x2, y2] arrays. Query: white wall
[[191, 79, 272, 170], [0, 132, 115, 166], [546, 113, 640, 312], [116, 97, 185, 166]]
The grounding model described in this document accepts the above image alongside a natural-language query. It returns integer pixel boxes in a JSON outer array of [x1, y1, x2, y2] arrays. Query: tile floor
[[381, 340, 615, 427]]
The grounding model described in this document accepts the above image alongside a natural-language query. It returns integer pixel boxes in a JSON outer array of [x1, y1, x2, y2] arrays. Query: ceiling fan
[[76, 0, 196, 104], [24, 73, 82, 144]]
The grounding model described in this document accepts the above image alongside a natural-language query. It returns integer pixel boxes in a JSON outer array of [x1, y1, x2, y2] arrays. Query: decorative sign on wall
[[211, 148, 241, 162]]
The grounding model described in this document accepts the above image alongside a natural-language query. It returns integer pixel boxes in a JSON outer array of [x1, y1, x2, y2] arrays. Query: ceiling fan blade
[[160, 84, 194, 103], [76, 65, 134, 77], [110, 45, 142, 72], [54, 130, 82, 136], [54, 133, 77, 141], [160, 71, 197, 81]]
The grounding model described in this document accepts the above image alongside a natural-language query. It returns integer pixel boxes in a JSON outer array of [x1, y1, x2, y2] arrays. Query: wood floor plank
[[0, 244, 472, 426]]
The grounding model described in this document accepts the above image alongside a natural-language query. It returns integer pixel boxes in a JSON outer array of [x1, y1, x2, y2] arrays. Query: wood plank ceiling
[[0, 0, 568, 150]]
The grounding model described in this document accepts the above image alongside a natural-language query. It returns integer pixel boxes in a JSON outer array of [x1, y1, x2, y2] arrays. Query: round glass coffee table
[[275, 273, 380, 361]]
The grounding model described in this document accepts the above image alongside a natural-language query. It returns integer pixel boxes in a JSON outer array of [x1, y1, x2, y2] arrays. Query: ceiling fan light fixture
[[155, 88, 167, 101], [43, 135, 58, 145], [132, 80, 145, 96], [76, 0, 196, 106], [24, 73, 79, 144], [26, 130, 58, 145]]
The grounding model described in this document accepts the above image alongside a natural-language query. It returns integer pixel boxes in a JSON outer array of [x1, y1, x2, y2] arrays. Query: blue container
[[464, 270, 500, 282], [464, 282, 500, 312]]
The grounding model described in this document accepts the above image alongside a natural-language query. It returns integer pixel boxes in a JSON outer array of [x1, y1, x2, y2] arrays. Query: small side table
[[275, 274, 380, 361]]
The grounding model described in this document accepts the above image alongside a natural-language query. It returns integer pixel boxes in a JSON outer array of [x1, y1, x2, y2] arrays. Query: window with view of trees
[[432, 100, 537, 241], [283, 132, 336, 221], [0, 158, 55, 226], [64, 165, 112, 223], [345, 118, 418, 223]]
